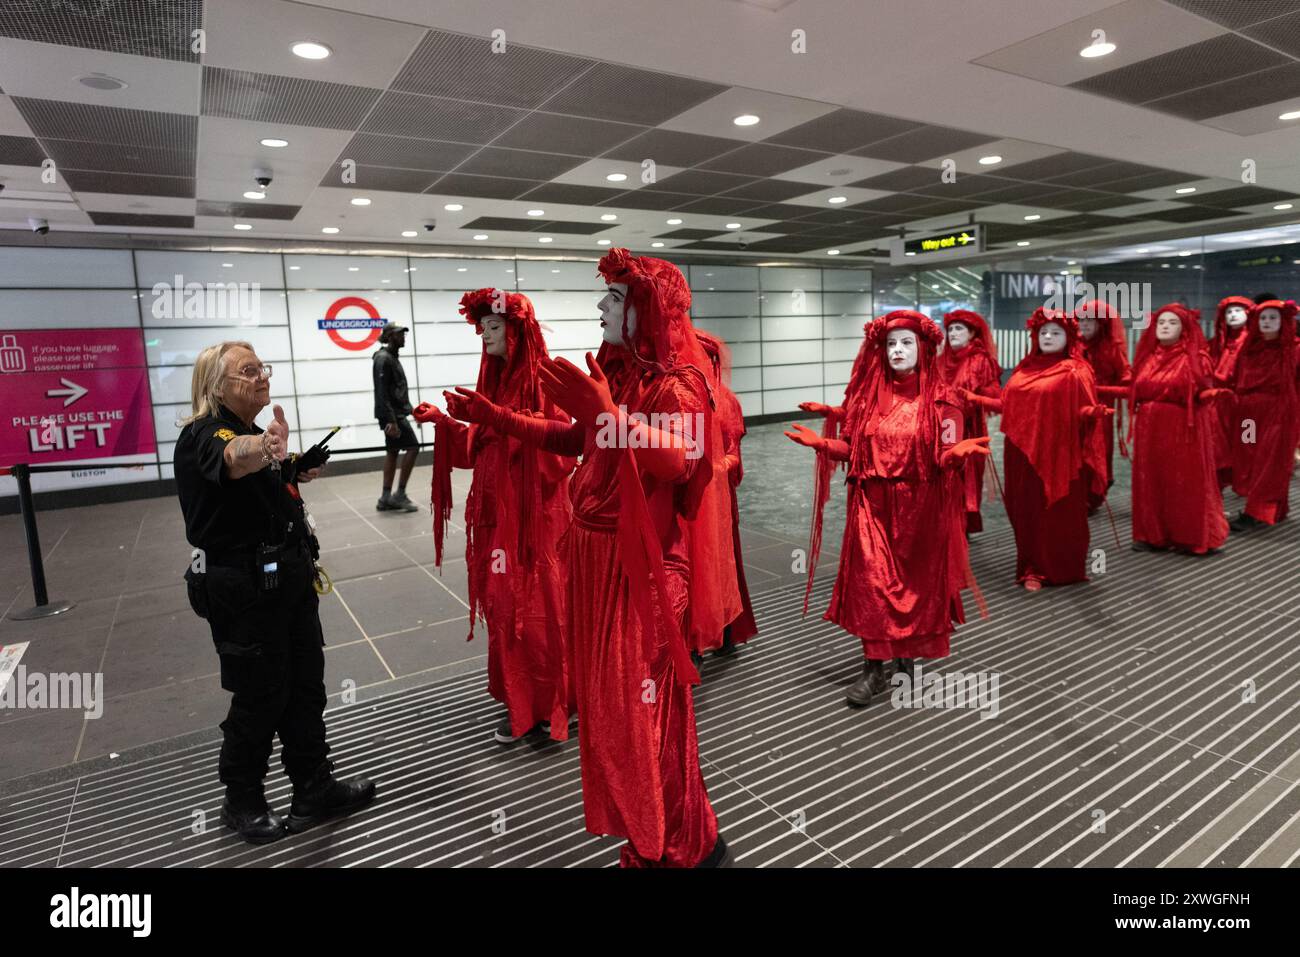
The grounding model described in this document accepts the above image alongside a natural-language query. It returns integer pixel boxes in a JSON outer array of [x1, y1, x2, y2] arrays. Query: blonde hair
[[180, 340, 253, 426]]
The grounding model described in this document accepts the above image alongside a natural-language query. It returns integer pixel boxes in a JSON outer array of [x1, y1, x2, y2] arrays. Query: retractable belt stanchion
[[6, 462, 75, 621]]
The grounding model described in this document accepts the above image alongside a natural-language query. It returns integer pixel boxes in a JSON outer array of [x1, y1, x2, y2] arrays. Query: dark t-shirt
[[173, 404, 304, 556], [373, 348, 411, 423]]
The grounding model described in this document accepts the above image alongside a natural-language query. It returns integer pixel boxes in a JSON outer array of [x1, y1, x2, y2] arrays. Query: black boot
[[895, 657, 915, 681], [845, 659, 888, 708], [285, 765, 377, 834], [220, 787, 286, 845], [695, 833, 731, 868], [1229, 512, 1261, 533]]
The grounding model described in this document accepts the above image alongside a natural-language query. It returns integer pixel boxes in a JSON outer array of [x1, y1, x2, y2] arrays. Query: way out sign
[[891, 224, 984, 265]]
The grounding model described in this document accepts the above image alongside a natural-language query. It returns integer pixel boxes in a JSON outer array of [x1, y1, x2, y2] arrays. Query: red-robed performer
[[443, 249, 739, 868], [937, 309, 1002, 533], [1126, 304, 1229, 555], [1210, 296, 1259, 489], [786, 311, 989, 706], [1216, 299, 1300, 531], [964, 309, 1110, 590], [697, 332, 758, 658], [412, 290, 574, 745], [1075, 298, 1131, 511]]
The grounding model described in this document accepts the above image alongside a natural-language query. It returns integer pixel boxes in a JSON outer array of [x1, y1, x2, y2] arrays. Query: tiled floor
[[0, 423, 1297, 868]]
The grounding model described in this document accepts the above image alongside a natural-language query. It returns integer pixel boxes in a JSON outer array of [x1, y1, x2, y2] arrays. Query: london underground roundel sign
[[318, 296, 386, 351]]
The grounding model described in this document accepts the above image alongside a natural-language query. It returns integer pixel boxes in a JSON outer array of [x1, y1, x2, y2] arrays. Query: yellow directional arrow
[[957, 232, 974, 245]]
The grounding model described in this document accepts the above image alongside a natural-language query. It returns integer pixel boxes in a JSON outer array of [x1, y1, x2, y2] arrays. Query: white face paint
[[1225, 305, 1248, 329], [1155, 310, 1182, 345], [947, 322, 971, 350], [1077, 316, 1099, 341], [1037, 321, 1067, 355], [1258, 307, 1282, 338], [481, 316, 507, 357], [886, 329, 919, 374], [598, 282, 636, 346]]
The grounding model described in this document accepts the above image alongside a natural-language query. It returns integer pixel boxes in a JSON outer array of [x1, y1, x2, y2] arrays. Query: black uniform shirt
[[372, 347, 411, 423], [174, 403, 303, 556]]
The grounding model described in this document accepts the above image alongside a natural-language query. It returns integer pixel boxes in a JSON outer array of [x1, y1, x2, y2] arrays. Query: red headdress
[[1023, 307, 1082, 362], [1212, 295, 1255, 360], [1071, 299, 1128, 376], [1243, 299, 1299, 409], [594, 249, 738, 683], [1131, 302, 1209, 430], [937, 308, 1001, 387]]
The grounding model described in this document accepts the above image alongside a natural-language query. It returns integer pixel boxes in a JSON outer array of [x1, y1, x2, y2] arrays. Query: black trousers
[[204, 546, 330, 793]]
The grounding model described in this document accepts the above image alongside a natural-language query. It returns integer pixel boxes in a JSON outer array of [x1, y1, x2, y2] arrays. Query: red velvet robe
[[1129, 345, 1228, 553], [1219, 338, 1300, 524], [1081, 335, 1131, 509], [1210, 329, 1246, 488], [718, 387, 757, 647], [1001, 354, 1107, 585], [536, 358, 722, 867], [824, 373, 966, 658], [438, 416, 574, 739], [939, 345, 1001, 532]]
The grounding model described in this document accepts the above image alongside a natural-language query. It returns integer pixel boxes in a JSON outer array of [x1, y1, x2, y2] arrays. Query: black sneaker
[[1229, 512, 1261, 533], [220, 794, 286, 845], [376, 493, 397, 511], [285, 769, 376, 834], [389, 491, 419, 513], [494, 718, 549, 744]]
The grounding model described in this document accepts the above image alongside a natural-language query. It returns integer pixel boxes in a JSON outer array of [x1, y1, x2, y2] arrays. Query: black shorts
[[383, 416, 418, 452]]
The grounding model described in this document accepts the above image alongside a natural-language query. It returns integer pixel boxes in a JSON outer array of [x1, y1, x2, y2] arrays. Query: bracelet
[[259, 431, 273, 465]]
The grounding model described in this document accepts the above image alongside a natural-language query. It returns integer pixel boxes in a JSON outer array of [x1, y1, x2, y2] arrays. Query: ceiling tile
[[1068, 34, 1287, 105], [196, 201, 301, 220], [391, 29, 592, 108], [1162, 0, 1300, 29], [0, 133, 43, 165], [1128, 205, 1246, 222], [761, 108, 922, 152], [527, 220, 607, 235], [600, 128, 740, 167], [426, 171, 541, 199], [996, 152, 1111, 182], [62, 169, 194, 197], [654, 227, 728, 240], [599, 189, 698, 210], [670, 195, 757, 215], [42, 138, 193, 177], [852, 126, 998, 163], [316, 165, 439, 192], [699, 142, 829, 176], [541, 63, 726, 125], [1241, 10, 1300, 57], [658, 86, 839, 143], [1189, 185, 1298, 207], [0, 0, 201, 61], [497, 112, 645, 156], [516, 182, 627, 205], [13, 97, 195, 147], [1147, 61, 1300, 119], [720, 178, 815, 202], [203, 68, 381, 130], [649, 169, 757, 195], [333, 133, 475, 173], [455, 146, 586, 180], [87, 211, 194, 228], [849, 165, 940, 191]]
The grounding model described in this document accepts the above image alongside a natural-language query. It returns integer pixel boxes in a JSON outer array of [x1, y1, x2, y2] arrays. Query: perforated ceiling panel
[[1069, 34, 1287, 104], [13, 98, 196, 148], [362, 91, 525, 143], [539, 62, 728, 126], [1162, 0, 1300, 29], [1242, 10, 1300, 56], [203, 68, 382, 130], [0, 0, 202, 61]]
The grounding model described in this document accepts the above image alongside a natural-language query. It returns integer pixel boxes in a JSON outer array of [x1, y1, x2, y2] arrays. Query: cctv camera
[[737, 240, 748, 250], [0, 182, 6, 193], [253, 168, 273, 188], [423, 221, 436, 232], [28, 218, 49, 235]]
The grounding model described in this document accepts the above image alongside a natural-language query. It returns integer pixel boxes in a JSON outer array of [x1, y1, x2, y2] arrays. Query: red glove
[[784, 423, 825, 451], [944, 435, 992, 465], [1081, 404, 1114, 420], [412, 401, 445, 424], [538, 353, 617, 428], [799, 401, 832, 416], [1095, 384, 1128, 399], [1198, 387, 1232, 402], [444, 387, 498, 425], [961, 388, 1002, 412]]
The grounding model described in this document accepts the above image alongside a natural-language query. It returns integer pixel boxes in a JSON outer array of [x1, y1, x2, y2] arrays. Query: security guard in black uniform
[[174, 340, 375, 845]]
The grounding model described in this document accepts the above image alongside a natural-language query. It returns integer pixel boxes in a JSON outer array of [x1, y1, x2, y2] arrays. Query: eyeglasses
[[227, 363, 272, 381]]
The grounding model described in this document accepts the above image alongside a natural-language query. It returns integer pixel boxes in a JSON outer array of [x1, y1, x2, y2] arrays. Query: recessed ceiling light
[[292, 41, 331, 60], [827, 249, 840, 256], [322, 226, 339, 234], [473, 234, 488, 240], [606, 173, 628, 182], [1279, 109, 1300, 121], [401, 230, 417, 237], [651, 241, 665, 248], [243, 190, 265, 200], [1179, 250, 1193, 256], [457, 267, 468, 272], [828, 196, 847, 204], [1017, 241, 1031, 246], [1273, 203, 1293, 210], [538, 236, 553, 243], [260, 137, 289, 148], [1024, 214, 1041, 221], [78, 73, 127, 91], [348, 266, 359, 271], [666, 218, 683, 225], [233, 223, 252, 230], [1080, 40, 1116, 58], [526, 209, 545, 217], [733, 114, 760, 126], [1161, 263, 1170, 268], [444, 203, 463, 211], [1067, 260, 1078, 265], [551, 268, 561, 273], [1136, 248, 1149, 253], [1174, 187, 1197, 194], [409, 267, 418, 271], [221, 263, 233, 268], [978, 155, 1003, 165], [725, 222, 742, 229], [289, 265, 301, 270], [597, 239, 612, 245], [351, 197, 371, 206], [600, 213, 618, 221], [905, 251, 916, 256]]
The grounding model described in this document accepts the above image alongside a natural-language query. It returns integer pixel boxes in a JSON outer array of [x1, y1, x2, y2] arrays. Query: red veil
[[431, 288, 572, 636], [1241, 299, 1299, 407], [1211, 295, 1255, 362], [594, 248, 741, 681], [1074, 298, 1131, 384], [937, 308, 1001, 385], [1130, 302, 1210, 430]]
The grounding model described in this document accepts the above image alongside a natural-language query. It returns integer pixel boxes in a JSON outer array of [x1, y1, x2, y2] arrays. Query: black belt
[[205, 539, 310, 568]]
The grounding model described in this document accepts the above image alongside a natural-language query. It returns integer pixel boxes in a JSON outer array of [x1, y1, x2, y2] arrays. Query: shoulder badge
[[214, 428, 237, 441]]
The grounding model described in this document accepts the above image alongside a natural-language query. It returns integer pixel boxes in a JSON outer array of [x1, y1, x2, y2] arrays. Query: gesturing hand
[[413, 401, 445, 424], [1081, 404, 1115, 420], [265, 404, 289, 463], [1198, 387, 1231, 402], [949, 435, 991, 460], [538, 353, 618, 428], [444, 387, 498, 425], [799, 401, 831, 416], [784, 423, 824, 450]]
